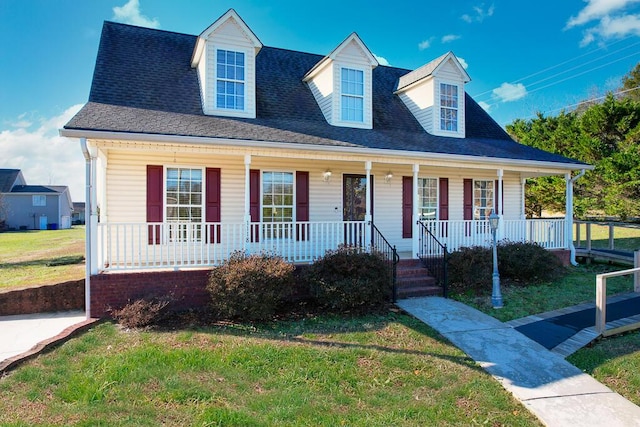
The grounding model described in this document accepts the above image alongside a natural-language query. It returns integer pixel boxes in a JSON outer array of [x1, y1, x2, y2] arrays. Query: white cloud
[[457, 56, 469, 69], [418, 38, 433, 50], [567, 0, 640, 27], [441, 34, 461, 43], [0, 105, 86, 202], [478, 101, 492, 112], [461, 3, 495, 23], [566, 0, 640, 45], [492, 82, 527, 102], [374, 54, 390, 66], [112, 0, 160, 29]]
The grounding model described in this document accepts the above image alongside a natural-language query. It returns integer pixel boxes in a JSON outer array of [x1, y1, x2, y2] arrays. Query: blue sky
[[1, 0, 640, 202]]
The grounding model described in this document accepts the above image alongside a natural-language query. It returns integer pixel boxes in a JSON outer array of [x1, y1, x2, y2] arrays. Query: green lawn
[[0, 227, 85, 289], [0, 314, 540, 426]]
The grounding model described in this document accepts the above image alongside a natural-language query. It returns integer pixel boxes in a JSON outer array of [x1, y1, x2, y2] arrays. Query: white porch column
[[244, 154, 251, 249], [566, 172, 575, 265], [80, 138, 97, 319], [365, 161, 372, 249], [412, 164, 420, 259], [497, 169, 504, 240], [520, 177, 526, 220]]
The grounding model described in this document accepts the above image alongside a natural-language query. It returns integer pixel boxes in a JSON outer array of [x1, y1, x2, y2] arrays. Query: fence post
[[635, 251, 640, 293], [586, 223, 592, 251], [609, 223, 615, 250], [575, 222, 581, 247], [595, 274, 607, 334]]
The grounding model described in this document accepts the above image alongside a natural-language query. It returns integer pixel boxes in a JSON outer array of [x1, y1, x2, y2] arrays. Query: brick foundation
[[89, 269, 213, 318], [551, 249, 571, 266], [0, 279, 84, 316]]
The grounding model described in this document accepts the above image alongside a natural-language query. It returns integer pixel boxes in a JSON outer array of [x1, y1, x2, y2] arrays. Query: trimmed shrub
[[497, 240, 563, 283], [207, 251, 294, 321], [112, 298, 170, 329], [447, 241, 565, 295], [306, 246, 391, 312]]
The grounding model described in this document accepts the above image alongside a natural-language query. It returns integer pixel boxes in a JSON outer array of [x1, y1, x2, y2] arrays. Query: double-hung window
[[166, 167, 203, 241], [473, 180, 494, 220], [440, 83, 458, 132], [341, 68, 364, 122], [262, 172, 294, 239], [216, 49, 245, 110], [418, 178, 438, 221], [32, 195, 46, 207]]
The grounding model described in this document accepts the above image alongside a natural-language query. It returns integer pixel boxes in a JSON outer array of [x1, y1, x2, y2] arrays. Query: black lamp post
[[489, 212, 503, 309]]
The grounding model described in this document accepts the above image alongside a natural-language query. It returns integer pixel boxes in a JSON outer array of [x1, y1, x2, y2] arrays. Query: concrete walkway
[[397, 297, 640, 427], [0, 311, 96, 373]]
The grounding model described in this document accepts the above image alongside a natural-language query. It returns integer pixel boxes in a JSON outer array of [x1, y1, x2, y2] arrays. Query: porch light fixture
[[489, 212, 503, 309], [323, 170, 332, 182], [385, 171, 393, 183]]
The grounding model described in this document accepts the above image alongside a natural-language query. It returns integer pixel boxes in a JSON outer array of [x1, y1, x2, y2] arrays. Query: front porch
[[93, 218, 568, 272]]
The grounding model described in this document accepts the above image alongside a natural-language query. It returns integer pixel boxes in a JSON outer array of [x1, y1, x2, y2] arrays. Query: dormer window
[[216, 49, 245, 110], [440, 83, 458, 132], [341, 68, 364, 122]]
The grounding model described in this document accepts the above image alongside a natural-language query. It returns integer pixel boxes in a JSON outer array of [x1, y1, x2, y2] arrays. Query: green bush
[[447, 242, 565, 295], [207, 251, 294, 321], [306, 246, 391, 312]]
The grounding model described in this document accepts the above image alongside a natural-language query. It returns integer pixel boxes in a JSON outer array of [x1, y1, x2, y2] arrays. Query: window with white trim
[[32, 195, 46, 207], [418, 178, 438, 221], [262, 171, 294, 238], [473, 180, 494, 220], [341, 68, 364, 122], [166, 167, 203, 241], [216, 49, 245, 110], [440, 83, 458, 132]]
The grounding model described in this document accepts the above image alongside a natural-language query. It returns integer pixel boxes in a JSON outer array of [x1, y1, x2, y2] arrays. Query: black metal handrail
[[417, 220, 449, 298], [370, 222, 400, 302]]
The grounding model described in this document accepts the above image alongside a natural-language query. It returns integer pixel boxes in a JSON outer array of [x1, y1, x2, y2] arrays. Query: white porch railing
[[96, 218, 567, 272], [97, 221, 366, 272], [419, 218, 567, 252]]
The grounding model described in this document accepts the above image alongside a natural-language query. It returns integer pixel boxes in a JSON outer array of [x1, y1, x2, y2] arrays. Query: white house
[[61, 10, 590, 317]]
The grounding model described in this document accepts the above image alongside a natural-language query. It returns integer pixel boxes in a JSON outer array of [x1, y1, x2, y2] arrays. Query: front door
[[343, 174, 373, 246]]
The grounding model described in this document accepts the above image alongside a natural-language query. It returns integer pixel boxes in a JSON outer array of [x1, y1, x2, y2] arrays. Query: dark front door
[[343, 174, 373, 246]]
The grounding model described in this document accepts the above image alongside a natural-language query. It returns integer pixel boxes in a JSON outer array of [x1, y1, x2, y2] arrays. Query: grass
[[0, 314, 541, 426], [0, 226, 85, 290], [452, 262, 635, 323]]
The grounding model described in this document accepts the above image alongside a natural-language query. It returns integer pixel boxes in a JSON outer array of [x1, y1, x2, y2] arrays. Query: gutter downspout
[[567, 169, 586, 266], [80, 138, 92, 319]]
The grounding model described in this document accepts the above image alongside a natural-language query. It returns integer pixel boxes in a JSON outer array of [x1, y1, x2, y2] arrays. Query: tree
[[621, 62, 640, 102]]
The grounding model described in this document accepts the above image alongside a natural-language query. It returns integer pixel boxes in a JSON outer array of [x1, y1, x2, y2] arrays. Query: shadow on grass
[[0, 255, 85, 269]]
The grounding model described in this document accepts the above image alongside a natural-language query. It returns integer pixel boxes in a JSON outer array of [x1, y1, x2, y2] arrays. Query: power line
[[528, 85, 640, 118]]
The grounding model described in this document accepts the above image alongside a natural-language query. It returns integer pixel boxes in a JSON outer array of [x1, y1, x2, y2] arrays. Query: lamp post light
[[489, 212, 503, 309]]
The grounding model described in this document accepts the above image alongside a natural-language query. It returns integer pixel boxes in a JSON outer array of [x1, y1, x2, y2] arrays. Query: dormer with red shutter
[[191, 9, 262, 118], [303, 33, 378, 130], [395, 52, 470, 138]]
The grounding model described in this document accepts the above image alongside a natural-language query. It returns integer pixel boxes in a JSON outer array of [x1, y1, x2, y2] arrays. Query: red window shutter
[[296, 171, 309, 241], [249, 169, 260, 242], [205, 168, 221, 244], [439, 178, 449, 237], [463, 178, 473, 237], [463, 179, 473, 220], [146, 165, 163, 244], [402, 176, 413, 238], [439, 178, 449, 220]]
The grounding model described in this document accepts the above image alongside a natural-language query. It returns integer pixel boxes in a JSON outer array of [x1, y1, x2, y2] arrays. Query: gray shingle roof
[[10, 185, 66, 194], [65, 21, 586, 167], [0, 169, 21, 192]]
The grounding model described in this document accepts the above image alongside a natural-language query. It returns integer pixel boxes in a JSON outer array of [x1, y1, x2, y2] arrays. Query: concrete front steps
[[396, 259, 443, 299]]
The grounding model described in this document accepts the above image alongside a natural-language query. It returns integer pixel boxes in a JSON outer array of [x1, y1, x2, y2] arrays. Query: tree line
[[506, 63, 640, 220]]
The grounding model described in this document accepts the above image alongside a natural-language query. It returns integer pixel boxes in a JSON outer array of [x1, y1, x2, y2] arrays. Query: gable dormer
[[191, 9, 262, 118], [395, 52, 470, 138], [303, 33, 378, 129]]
